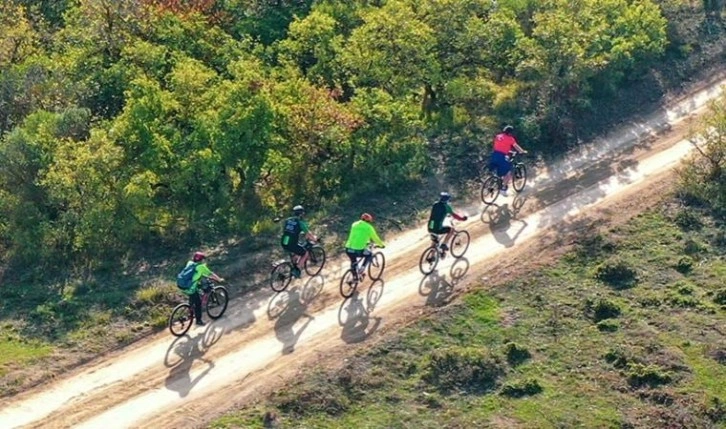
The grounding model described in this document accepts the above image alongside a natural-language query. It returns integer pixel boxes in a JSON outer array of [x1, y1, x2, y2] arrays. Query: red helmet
[[192, 251, 206, 262], [360, 213, 373, 222]]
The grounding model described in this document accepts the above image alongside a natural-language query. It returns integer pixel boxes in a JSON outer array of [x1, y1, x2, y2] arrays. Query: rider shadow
[[163, 323, 225, 398], [268, 274, 324, 321], [418, 258, 469, 307], [274, 276, 322, 355], [485, 201, 528, 248], [338, 280, 384, 344]]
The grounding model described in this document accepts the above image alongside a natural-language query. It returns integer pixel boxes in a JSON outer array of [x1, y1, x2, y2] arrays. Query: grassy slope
[[211, 202, 726, 428]]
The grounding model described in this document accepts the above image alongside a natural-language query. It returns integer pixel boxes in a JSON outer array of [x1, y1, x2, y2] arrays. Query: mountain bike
[[419, 220, 471, 275], [168, 278, 229, 337], [270, 239, 326, 292], [339, 243, 385, 299], [481, 151, 527, 205]]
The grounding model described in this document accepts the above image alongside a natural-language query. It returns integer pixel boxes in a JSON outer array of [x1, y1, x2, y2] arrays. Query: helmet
[[293, 205, 305, 216], [360, 213, 374, 222], [503, 125, 514, 134], [439, 192, 451, 202], [192, 251, 206, 262]]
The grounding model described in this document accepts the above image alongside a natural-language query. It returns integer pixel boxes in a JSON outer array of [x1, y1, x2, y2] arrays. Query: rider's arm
[[513, 142, 527, 153], [198, 264, 224, 282], [301, 220, 317, 242], [368, 224, 385, 247], [446, 203, 467, 221]]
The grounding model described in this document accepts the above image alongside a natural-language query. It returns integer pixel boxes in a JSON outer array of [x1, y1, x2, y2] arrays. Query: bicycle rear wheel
[[339, 269, 358, 298], [450, 230, 470, 258], [419, 246, 439, 275], [304, 245, 326, 276], [481, 175, 501, 205], [206, 286, 229, 319], [270, 262, 293, 292], [169, 303, 194, 337], [368, 252, 386, 281], [512, 163, 527, 192]]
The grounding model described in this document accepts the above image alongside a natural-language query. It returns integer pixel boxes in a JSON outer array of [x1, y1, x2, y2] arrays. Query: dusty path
[[0, 76, 724, 429]]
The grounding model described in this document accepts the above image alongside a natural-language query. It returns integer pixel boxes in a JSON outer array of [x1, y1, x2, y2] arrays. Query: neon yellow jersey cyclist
[[344, 213, 385, 274]]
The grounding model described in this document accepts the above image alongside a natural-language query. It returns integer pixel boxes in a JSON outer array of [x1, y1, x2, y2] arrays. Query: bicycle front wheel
[[450, 230, 470, 258], [270, 262, 293, 292], [169, 303, 194, 337], [481, 175, 501, 205], [512, 163, 527, 192], [368, 252, 386, 281], [339, 269, 358, 298], [206, 286, 229, 319], [419, 246, 439, 275], [304, 246, 326, 276]]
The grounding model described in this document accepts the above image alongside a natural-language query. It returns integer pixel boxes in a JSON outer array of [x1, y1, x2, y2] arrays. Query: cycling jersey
[[345, 220, 384, 250], [280, 216, 309, 246], [493, 132, 517, 154], [428, 201, 454, 232]]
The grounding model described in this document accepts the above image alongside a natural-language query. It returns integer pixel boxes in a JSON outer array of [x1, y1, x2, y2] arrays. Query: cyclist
[[490, 125, 527, 196], [181, 251, 224, 326], [428, 192, 468, 254], [344, 213, 385, 279], [280, 205, 318, 278]]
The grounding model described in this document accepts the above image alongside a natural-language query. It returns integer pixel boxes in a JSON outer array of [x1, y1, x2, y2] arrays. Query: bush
[[422, 347, 504, 394], [674, 208, 703, 230], [500, 378, 543, 398], [505, 342, 532, 367], [626, 363, 673, 388], [604, 348, 630, 369], [597, 319, 619, 332], [595, 258, 638, 289], [585, 298, 622, 322], [713, 289, 726, 306], [674, 256, 694, 274]]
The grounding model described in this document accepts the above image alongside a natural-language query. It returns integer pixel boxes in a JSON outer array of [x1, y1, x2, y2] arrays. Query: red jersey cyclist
[[489, 125, 527, 196]]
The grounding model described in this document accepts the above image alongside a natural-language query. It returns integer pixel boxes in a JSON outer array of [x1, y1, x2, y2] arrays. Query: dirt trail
[[1, 76, 724, 429]]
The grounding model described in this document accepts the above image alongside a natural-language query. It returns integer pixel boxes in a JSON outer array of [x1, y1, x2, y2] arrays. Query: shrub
[[713, 289, 726, 306], [422, 347, 504, 394], [597, 319, 619, 332], [683, 238, 705, 255], [595, 258, 638, 289], [674, 256, 694, 274], [500, 378, 543, 398], [504, 342, 532, 367], [585, 298, 622, 322], [674, 208, 703, 230], [604, 348, 630, 369], [626, 363, 672, 388]]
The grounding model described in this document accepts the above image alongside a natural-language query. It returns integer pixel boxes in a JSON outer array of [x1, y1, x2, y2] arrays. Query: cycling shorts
[[427, 226, 451, 235], [489, 151, 512, 177], [282, 242, 306, 256]]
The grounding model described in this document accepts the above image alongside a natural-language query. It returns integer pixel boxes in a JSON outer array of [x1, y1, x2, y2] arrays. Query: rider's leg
[[362, 249, 373, 269], [189, 290, 203, 324], [298, 249, 309, 268]]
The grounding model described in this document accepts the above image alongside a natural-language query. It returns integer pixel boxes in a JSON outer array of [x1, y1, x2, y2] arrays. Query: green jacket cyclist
[[182, 252, 224, 326], [345, 213, 385, 278]]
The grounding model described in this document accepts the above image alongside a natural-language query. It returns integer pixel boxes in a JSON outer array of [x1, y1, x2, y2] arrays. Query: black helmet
[[293, 205, 305, 216], [439, 192, 451, 202], [503, 125, 514, 134]]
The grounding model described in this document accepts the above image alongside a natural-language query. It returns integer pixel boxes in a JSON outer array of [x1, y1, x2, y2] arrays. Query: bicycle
[[480, 150, 527, 205], [168, 278, 229, 337], [418, 219, 471, 275], [270, 239, 326, 293], [339, 242, 385, 299]]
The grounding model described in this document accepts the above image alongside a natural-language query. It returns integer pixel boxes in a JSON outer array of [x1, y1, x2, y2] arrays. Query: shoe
[[196, 320, 205, 326], [440, 243, 449, 251], [500, 188, 509, 197], [292, 267, 301, 279]]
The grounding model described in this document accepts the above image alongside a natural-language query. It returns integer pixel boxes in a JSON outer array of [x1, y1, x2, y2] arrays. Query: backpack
[[176, 262, 198, 289]]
